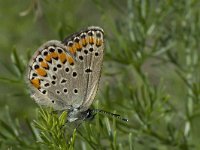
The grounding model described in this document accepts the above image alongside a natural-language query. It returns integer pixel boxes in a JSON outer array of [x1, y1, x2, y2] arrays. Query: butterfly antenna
[[91, 109, 128, 122]]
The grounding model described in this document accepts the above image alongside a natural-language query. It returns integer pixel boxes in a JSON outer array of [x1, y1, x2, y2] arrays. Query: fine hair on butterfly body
[[26, 26, 128, 123]]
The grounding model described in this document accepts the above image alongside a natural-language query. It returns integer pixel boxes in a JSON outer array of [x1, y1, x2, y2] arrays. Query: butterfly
[[26, 26, 128, 122]]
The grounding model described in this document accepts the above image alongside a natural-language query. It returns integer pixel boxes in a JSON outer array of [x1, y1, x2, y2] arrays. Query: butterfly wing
[[27, 26, 104, 111], [27, 40, 76, 110], [62, 26, 104, 111]]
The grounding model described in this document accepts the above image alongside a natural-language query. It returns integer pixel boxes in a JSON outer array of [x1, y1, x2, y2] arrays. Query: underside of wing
[[27, 26, 104, 111]]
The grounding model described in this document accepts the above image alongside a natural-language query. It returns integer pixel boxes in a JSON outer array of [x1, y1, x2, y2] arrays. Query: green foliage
[[0, 0, 200, 149], [34, 108, 76, 150], [0, 106, 40, 150]]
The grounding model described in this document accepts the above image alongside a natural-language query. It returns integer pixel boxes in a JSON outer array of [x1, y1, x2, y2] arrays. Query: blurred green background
[[0, 0, 200, 149]]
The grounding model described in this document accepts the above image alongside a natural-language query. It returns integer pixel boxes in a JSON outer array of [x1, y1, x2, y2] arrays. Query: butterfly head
[[67, 108, 96, 122], [67, 108, 128, 123]]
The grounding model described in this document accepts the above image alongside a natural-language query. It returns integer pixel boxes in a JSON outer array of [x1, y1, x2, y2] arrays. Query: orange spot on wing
[[77, 43, 82, 52], [74, 42, 80, 49], [59, 53, 67, 63], [67, 56, 74, 65], [81, 38, 88, 47], [50, 52, 58, 58], [89, 37, 94, 44], [36, 68, 47, 77], [73, 44, 77, 53], [85, 37, 89, 43], [68, 46, 76, 54], [31, 78, 40, 89], [40, 62, 49, 69], [96, 39, 103, 46], [78, 44, 82, 49], [81, 39, 86, 46], [45, 55, 52, 62]]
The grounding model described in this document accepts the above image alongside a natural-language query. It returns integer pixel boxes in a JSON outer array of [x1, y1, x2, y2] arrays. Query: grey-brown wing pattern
[[27, 26, 104, 112]]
